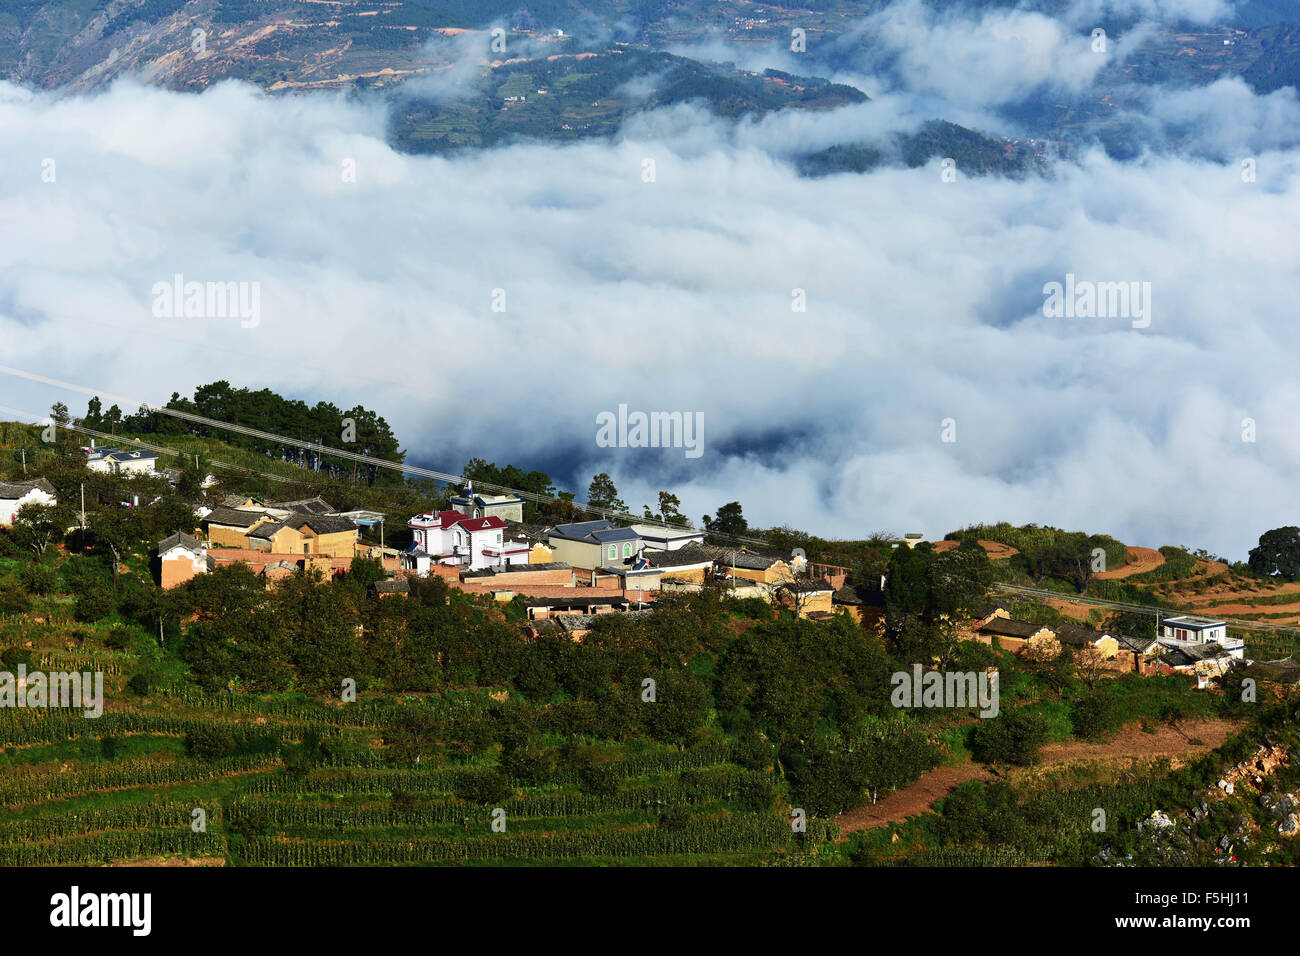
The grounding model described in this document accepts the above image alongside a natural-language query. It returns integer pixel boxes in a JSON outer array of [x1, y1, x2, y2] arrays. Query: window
[[608, 545, 617, 561], [623, 543, 632, 558]]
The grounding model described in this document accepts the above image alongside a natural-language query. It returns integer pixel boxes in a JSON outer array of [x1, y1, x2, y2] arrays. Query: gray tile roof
[[0, 477, 55, 498], [286, 515, 358, 535], [549, 520, 615, 541], [590, 527, 641, 543], [641, 543, 717, 569], [158, 531, 204, 554], [978, 618, 1048, 639], [204, 506, 273, 528], [1117, 634, 1159, 654], [722, 550, 784, 570], [781, 577, 835, 593], [1055, 622, 1109, 648], [269, 496, 335, 515], [247, 521, 289, 539]]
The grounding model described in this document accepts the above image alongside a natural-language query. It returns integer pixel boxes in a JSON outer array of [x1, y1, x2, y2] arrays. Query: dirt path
[[833, 763, 993, 840], [832, 717, 1244, 841], [1093, 546, 1165, 579]]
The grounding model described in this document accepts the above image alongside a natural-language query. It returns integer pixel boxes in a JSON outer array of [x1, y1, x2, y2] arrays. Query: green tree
[[10, 502, 72, 557], [643, 491, 691, 526], [586, 473, 627, 514], [1248, 527, 1300, 581], [89, 507, 148, 576], [970, 709, 1049, 766], [704, 501, 747, 537], [83, 396, 103, 428]]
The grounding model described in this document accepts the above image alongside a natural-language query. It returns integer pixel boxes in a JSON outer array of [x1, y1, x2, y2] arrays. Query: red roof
[[458, 516, 506, 532], [437, 510, 467, 528], [409, 511, 507, 532]]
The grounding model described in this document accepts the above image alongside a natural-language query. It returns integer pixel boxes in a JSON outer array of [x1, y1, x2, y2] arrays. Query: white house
[[1159, 615, 1244, 659], [85, 446, 158, 475], [0, 478, 57, 526], [407, 510, 530, 571], [156, 531, 212, 589]]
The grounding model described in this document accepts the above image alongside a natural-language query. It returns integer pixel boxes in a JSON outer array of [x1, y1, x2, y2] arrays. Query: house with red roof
[[406, 510, 530, 572]]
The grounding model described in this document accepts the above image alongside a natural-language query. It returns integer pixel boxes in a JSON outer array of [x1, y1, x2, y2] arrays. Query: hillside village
[[5, 431, 1296, 695]]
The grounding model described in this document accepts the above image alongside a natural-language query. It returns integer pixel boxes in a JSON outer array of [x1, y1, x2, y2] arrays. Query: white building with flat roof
[[1159, 615, 1243, 659]]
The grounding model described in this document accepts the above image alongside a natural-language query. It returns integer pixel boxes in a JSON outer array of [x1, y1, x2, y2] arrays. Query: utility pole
[[20, 448, 26, 475], [80, 483, 86, 552]]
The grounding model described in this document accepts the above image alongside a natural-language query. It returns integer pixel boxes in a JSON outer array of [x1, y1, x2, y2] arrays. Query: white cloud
[[1, 76, 1298, 559]]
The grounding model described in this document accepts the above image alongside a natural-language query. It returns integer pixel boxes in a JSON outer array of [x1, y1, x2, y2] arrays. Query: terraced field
[[0, 693, 837, 866]]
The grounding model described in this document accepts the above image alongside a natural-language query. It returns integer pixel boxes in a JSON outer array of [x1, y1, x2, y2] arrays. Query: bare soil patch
[[931, 539, 1020, 559], [1036, 717, 1241, 767], [1093, 546, 1164, 579]]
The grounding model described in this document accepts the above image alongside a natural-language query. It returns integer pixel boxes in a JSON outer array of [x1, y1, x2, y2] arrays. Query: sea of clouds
[[2, 0, 1298, 558]]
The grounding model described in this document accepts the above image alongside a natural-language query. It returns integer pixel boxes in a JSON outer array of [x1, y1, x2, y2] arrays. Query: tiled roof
[[204, 506, 273, 528], [722, 551, 784, 571], [782, 577, 835, 593], [641, 543, 717, 569], [978, 618, 1047, 639], [458, 516, 507, 532], [1055, 623, 1110, 648], [589, 527, 640, 543], [1117, 634, 1159, 654], [158, 531, 204, 554], [0, 477, 55, 498], [549, 520, 615, 540], [248, 522, 290, 539], [269, 496, 335, 515], [288, 515, 359, 535]]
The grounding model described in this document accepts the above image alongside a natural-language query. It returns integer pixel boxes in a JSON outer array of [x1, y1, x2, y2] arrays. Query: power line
[[0, 365, 778, 549], [0, 404, 300, 486]]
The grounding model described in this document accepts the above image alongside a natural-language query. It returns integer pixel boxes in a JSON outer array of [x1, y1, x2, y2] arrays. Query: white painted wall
[[0, 488, 57, 526]]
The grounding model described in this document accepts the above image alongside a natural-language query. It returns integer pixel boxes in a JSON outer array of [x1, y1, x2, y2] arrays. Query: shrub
[[185, 725, 238, 760], [0, 647, 32, 671], [74, 585, 115, 623], [0, 587, 29, 616], [453, 768, 512, 805], [1072, 694, 1121, 741], [126, 672, 151, 697], [970, 709, 1049, 766], [19, 563, 58, 596]]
